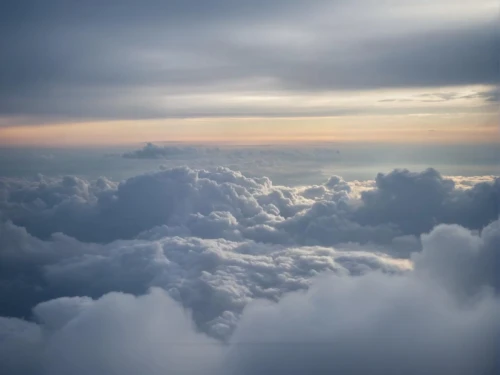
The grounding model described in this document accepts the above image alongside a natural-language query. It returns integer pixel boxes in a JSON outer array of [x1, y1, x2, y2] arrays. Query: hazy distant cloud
[[466, 87, 500, 102], [0, 0, 497, 120], [122, 144, 341, 169], [379, 88, 500, 104], [123, 143, 220, 159]]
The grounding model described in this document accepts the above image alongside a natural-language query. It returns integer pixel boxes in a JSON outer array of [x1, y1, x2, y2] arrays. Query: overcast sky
[[1, 3, 500, 372], [0, 0, 498, 144]]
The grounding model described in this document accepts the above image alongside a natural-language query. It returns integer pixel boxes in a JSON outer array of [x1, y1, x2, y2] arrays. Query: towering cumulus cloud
[[0, 166, 499, 374]]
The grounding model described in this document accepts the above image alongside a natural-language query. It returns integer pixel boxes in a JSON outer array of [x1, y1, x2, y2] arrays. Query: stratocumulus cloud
[[0, 166, 499, 374], [0, 0, 497, 119]]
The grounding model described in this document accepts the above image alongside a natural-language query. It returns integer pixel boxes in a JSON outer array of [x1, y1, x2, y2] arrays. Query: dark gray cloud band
[[0, 0, 498, 120]]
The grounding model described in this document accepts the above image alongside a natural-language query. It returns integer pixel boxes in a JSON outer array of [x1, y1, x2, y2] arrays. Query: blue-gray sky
[[0, 0, 498, 144]]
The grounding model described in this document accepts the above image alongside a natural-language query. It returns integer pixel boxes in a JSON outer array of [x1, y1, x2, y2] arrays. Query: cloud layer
[[2, 221, 500, 374], [0, 165, 499, 374], [0, 0, 497, 120], [1, 166, 496, 245]]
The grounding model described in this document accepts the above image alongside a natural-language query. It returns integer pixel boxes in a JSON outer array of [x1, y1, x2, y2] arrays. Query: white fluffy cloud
[[1, 167, 497, 246], [0, 221, 405, 335], [1, 289, 223, 375], [413, 220, 500, 298], [0, 166, 499, 374], [229, 274, 499, 375], [228, 221, 500, 374], [2, 220, 500, 374]]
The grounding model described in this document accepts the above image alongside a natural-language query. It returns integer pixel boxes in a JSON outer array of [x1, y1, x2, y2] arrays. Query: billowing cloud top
[[0, 163, 499, 374]]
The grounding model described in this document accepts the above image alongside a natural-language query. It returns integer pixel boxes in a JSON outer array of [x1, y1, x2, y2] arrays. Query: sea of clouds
[[0, 162, 499, 374]]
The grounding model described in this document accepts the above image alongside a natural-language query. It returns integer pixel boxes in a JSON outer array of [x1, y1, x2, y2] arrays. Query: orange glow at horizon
[[0, 115, 498, 147]]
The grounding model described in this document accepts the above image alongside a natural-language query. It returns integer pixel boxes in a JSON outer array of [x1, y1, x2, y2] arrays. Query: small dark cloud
[[123, 143, 220, 159], [462, 87, 500, 102], [380, 88, 499, 104]]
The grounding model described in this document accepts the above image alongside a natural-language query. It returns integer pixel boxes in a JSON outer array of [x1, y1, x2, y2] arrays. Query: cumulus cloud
[[0, 166, 499, 371], [0, 164, 499, 373], [227, 221, 500, 374], [1, 289, 223, 375], [0, 220, 405, 334], [1, 220, 499, 374], [229, 274, 499, 375], [353, 168, 499, 235], [0, 167, 497, 251], [413, 221, 500, 298]]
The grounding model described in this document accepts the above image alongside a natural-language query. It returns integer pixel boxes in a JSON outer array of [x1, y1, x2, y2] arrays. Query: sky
[[0, 0, 499, 145], [1, 2, 500, 375]]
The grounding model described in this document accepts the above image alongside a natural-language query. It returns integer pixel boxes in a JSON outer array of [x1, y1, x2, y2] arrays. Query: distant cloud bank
[[123, 143, 220, 159]]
